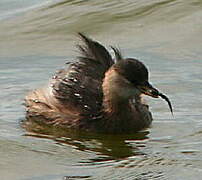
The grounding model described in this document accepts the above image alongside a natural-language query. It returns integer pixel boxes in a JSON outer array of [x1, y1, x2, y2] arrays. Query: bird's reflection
[[24, 128, 149, 161]]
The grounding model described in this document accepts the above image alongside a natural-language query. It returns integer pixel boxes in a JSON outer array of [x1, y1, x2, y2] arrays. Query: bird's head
[[110, 48, 173, 114], [113, 58, 159, 98]]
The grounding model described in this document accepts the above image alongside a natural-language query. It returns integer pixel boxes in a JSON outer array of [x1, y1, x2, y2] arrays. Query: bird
[[24, 33, 173, 134]]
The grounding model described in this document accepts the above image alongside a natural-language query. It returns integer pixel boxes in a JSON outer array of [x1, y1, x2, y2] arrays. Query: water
[[0, 0, 202, 179]]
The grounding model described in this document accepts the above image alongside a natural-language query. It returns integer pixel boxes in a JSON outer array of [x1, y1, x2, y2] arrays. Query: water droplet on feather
[[74, 93, 82, 98], [84, 105, 90, 110], [33, 99, 39, 103]]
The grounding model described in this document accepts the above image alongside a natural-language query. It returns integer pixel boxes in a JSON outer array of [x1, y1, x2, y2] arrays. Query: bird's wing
[[51, 33, 114, 116]]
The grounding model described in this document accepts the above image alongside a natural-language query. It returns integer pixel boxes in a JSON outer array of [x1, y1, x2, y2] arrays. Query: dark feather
[[111, 46, 123, 62], [51, 33, 114, 116], [78, 32, 114, 69]]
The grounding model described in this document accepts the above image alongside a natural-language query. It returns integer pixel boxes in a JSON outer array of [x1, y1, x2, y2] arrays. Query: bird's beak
[[138, 82, 160, 98], [137, 81, 173, 115]]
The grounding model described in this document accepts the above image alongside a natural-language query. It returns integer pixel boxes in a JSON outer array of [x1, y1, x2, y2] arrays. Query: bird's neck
[[100, 68, 152, 133], [102, 68, 140, 117]]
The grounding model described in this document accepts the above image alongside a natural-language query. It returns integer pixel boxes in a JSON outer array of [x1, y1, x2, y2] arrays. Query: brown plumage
[[23, 33, 172, 134]]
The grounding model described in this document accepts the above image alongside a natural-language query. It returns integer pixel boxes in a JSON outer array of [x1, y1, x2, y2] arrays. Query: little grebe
[[24, 33, 172, 134]]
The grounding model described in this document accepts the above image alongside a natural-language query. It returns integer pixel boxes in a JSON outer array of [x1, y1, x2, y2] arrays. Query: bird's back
[[24, 33, 114, 132]]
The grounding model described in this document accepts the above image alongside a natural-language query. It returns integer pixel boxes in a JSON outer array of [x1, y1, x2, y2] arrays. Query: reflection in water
[[24, 130, 149, 160]]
